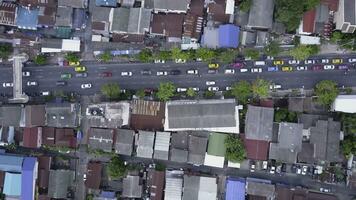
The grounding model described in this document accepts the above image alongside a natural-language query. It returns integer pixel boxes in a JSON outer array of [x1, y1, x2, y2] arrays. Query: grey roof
[[246, 181, 275, 199], [45, 103, 79, 128], [164, 176, 183, 200], [86, 102, 130, 128], [115, 129, 134, 156], [240, 31, 257, 46], [154, 131, 171, 160], [55, 6, 73, 27], [88, 128, 114, 152], [310, 119, 341, 162], [122, 176, 142, 198], [58, 0, 86, 8], [171, 132, 188, 149], [182, 175, 200, 200], [247, 0, 274, 30], [0, 106, 22, 127], [344, 0, 355, 24], [201, 27, 219, 49], [272, 22, 286, 34], [298, 114, 327, 129], [166, 99, 237, 129], [315, 4, 329, 23], [256, 31, 269, 47], [145, 0, 190, 12], [111, 7, 152, 34], [92, 6, 111, 22], [41, 38, 62, 49], [48, 170, 74, 199], [136, 131, 155, 158], [170, 148, 188, 163], [245, 105, 274, 141], [182, 176, 217, 200], [297, 143, 316, 163], [188, 135, 208, 165]]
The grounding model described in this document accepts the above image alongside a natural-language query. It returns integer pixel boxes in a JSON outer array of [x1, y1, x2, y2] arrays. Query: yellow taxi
[[281, 66, 293, 72], [332, 58, 343, 64], [69, 61, 80, 66], [208, 63, 219, 69], [75, 66, 86, 72], [273, 60, 284, 65]]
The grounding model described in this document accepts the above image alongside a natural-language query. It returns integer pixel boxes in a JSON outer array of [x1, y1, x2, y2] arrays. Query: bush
[[225, 135, 246, 162], [156, 82, 176, 101], [107, 156, 127, 179]]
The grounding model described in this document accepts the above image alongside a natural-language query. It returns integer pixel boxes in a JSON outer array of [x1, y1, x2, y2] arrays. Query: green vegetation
[[171, 47, 189, 61], [65, 53, 79, 62], [204, 90, 215, 98], [239, 0, 252, 12], [331, 31, 356, 51], [88, 148, 116, 157], [274, 108, 298, 122], [101, 83, 121, 100], [100, 52, 113, 62], [225, 134, 246, 163], [155, 51, 171, 61], [289, 45, 320, 60], [230, 81, 252, 104], [34, 54, 47, 65], [341, 114, 356, 134], [245, 49, 260, 60], [218, 49, 238, 64], [341, 134, 356, 158], [186, 88, 197, 97], [264, 41, 281, 57], [0, 44, 12, 59], [42, 145, 74, 153], [135, 89, 146, 99], [196, 48, 216, 62], [314, 80, 339, 107], [275, 0, 320, 32], [155, 162, 166, 171], [107, 156, 127, 179], [86, 194, 94, 200], [137, 48, 153, 63], [252, 79, 270, 98], [156, 82, 176, 101]]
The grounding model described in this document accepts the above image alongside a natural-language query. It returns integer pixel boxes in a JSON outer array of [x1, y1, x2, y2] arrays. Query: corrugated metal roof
[[154, 131, 171, 160], [3, 172, 21, 196], [218, 24, 239, 48], [0, 154, 23, 172], [21, 157, 37, 200], [226, 178, 245, 200], [207, 133, 227, 157], [164, 177, 183, 200], [136, 131, 155, 158]]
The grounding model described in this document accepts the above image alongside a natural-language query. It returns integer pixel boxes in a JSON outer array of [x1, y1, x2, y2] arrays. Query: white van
[[255, 61, 266, 66], [240, 68, 248, 73]]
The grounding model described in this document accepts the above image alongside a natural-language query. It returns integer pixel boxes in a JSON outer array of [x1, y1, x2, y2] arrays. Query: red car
[[100, 71, 112, 77], [312, 65, 322, 71], [232, 62, 244, 68]]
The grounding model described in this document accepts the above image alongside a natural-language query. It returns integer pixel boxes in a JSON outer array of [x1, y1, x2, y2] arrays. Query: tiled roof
[[303, 9, 316, 33]]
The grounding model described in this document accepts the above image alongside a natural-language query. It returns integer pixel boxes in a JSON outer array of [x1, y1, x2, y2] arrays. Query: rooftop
[[188, 135, 208, 165], [0, 154, 23, 172], [21, 157, 37, 200], [226, 178, 245, 200], [147, 169, 165, 200], [58, 0, 86, 8], [88, 128, 114, 152], [207, 132, 227, 157], [245, 105, 274, 141], [16, 6, 39, 30], [23, 105, 46, 127], [122, 175, 142, 198], [154, 131, 171, 160], [130, 100, 165, 131], [332, 95, 356, 113], [150, 13, 185, 38], [246, 180, 275, 199], [55, 6, 73, 27], [85, 162, 102, 189], [0, 106, 22, 127], [183, 175, 217, 200], [247, 0, 274, 30], [110, 7, 151, 34], [23, 127, 42, 148], [136, 131, 155, 158], [48, 170, 74, 199], [45, 103, 80, 128], [0, 2, 17, 26], [3, 172, 21, 196], [242, 134, 269, 160], [114, 129, 134, 156], [218, 24, 239, 48], [86, 102, 130, 128], [145, 0, 190, 12]]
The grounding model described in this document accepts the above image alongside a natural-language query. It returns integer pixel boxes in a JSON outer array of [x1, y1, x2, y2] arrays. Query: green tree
[[264, 41, 281, 57], [107, 156, 127, 179], [186, 88, 197, 97], [86, 194, 94, 200], [225, 134, 246, 162], [218, 49, 238, 64], [0, 44, 12, 59], [171, 47, 188, 60], [137, 48, 152, 63], [156, 51, 171, 61], [252, 79, 270, 98], [100, 52, 112, 62], [196, 48, 216, 62], [156, 82, 176, 101], [245, 49, 260, 60], [135, 89, 146, 99], [314, 80, 339, 107], [341, 135, 356, 158], [341, 114, 356, 134], [289, 45, 319, 60], [274, 108, 297, 122], [155, 162, 166, 171], [331, 31, 343, 43], [34, 54, 47, 65], [204, 90, 215, 98], [101, 83, 121, 100], [65, 53, 79, 62], [239, 0, 252, 12], [230, 81, 252, 104]]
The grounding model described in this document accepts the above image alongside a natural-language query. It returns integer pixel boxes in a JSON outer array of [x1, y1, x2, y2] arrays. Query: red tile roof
[[23, 127, 42, 148], [241, 134, 269, 160], [42, 127, 55, 146], [303, 9, 316, 33], [85, 162, 102, 189], [37, 156, 51, 188], [321, 0, 339, 11], [147, 169, 165, 200], [55, 128, 77, 148], [151, 13, 184, 38]]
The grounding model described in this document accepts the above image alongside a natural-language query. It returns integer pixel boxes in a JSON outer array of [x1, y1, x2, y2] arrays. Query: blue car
[[268, 66, 279, 72]]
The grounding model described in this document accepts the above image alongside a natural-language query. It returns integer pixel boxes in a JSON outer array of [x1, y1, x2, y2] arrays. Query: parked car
[[22, 71, 30, 77], [288, 60, 300, 65], [154, 59, 165, 63], [270, 84, 282, 89], [69, 61, 80, 66], [321, 59, 329, 64], [208, 69, 218, 74], [157, 71, 168, 76], [187, 69, 198, 74], [251, 68, 262, 73], [27, 81, 38, 86], [61, 73, 72, 79], [2, 82, 13, 88], [192, 87, 199, 91], [324, 65, 335, 70], [176, 88, 187, 92], [282, 66, 293, 72], [273, 60, 284, 65], [141, 70, 152, 75], [304, 59, 315, 64], [232, 62, 244, 68], [224, 69, 235, 74], [170, 70, 181, 75], [206, 81, 215, 85], [302, 165, 308, 175], [208, 86, 219, 91], [121, 71, 132, 76], [75, 72, 88, 78], [268, 66, 278, 72], [320, 188, 331, 193], [332, 58, 343, 64], [75, 66, 86, 72], [81, 83, 92, 89], [313, 65, 323, 71], [175, 58, 186, 63], [208, 63, 219, 69], [225, 86, 231, 91], [338, 65, 349, 70], [296, 66, 307, 71], [348, 58, 356, 63], [262, 161, 268, 170], [56, 81, 67, 86], [240, 68, 248, 73], [270, 166, 276, 174], [40, 91, 50, 96], [250, 161, 256, 172]]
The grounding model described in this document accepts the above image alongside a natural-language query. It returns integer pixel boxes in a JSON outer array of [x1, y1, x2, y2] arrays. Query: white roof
[[41, 47, 62, 53], [198, 177, 217, 200], [332, 95, 356, 113], [92, 35, 102, 42], [61, 39, 81, 52], [225, 0, 235, 15], [204, 153, 225, 168], [227, 161, 241, 168], [165, 177, 183, 200], [300, 35, 321, 45], [154, 131, 171, 152], [136, 131, 155, 158]]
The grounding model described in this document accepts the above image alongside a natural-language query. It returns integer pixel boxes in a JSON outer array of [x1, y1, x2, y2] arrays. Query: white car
[[121, 71, 132, 76], [240, 68, 248, 73], [320, 188, 331, 193], [40, 91, 50, 96], [208, 86, 219, 91], [225, 86, 231, 91], [27, 81, 38, 86], [192, 87, 199, 91], [3, 82, 13, 88], [321, 59, 329, 63], [288, 60, 300, 65], [154, 59, 165, 63], [22, 71, 30, 77], [187, 69, 198, 74], [175, 58, 186, 63], [296, 168, 302, 175], [157, 71, 168, 76], [250, 164, 256, 172], [270, 84, 282, 90], [251, 68, 262, 73], [324, 65, 335, 70], [304, 60, 315, 64], [81, 83, 92, 89], [270, 166, 276, 174], [177, 88, 187, 92], [348, 58, 356, 63], [262, 161, 268, 170], [224, 69, 235, 74], [296, 66, 307, 71], [302, 166, 308, 175], [83, 173, 87, 181], [206, 81, 215, 86]]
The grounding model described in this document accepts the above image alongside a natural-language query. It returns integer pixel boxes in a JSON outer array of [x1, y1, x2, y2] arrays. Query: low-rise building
[[154, 131, 171, 160], [122, 175, 142, 198], [85, 162, 102, 189], [58, 0, 87, 8], [204, 132, 227, 168], [145, 0, 190, 13], [246, 0, 274, 30], [170, 132, 189, 163], [86, 102, 130, 128], [183, 175, 217, 200], [246, 178, 275, 200], [188, 135, 208, 166], [332, 95, 356, 113], [48, 169, 75, 199], [165, 170, 184, 200], [136, 131, 155, 158], [88, 128, 114, 152], [225, 177, 245, 200], [0, 2, 17, 27], [45, 103, 80, 128], [114, 129, 134, 156], [334, 0, 356, 33], [150, 13, 185, 42], [245, 105, 274, 141], [23, 127, 42, 148], [147, 169, 164, 200]]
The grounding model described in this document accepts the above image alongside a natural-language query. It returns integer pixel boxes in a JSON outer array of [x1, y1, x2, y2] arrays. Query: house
[[0, 2, 17, 26], [45, 103, 80, 128], [19, 0, 57, 7], [72, 8, 86, 30], [164, 99, 239, 133], [206, 0, 230, 23], [22, 105, 46, 127], [122, 175, 142, 198], [86, 102, 130, 128], [165, 170, 184, 200], [16, 6, 39, 30], [334, 0, 356, 33], [170, 132, 189, 163], [91, 6, 112, 35], [85, 162, 102, 189], [55, 6, 73, 27], [147, 169, 165, 200], [54, 128, 77, 148], [0, 154, 23, 172], [269, 122, 303, 163], [22, 127, 42, 148], [96, 0, 117, 7], [332, 95, 356, 113], [241, 133, 269, 161], [182, 175, 217, 200], [182, 0, 204, 40], [38, 6, 57, 27], [145, 0, 190, 13], [275, 185, 307, 200], [114, 129, 134, 156], [0, 106, 23, 127], [201, 24, 240, 49], [0, 126, 15, 146], [246, 178, 275, 200], [204, 132, 227, 168], [37, 156, 51, 189], [95, 191, 116, 200], [130, 100, 165, 131], [3, 172, 22, 197], [245, 105, 274, 141], [21, 157, 38, 200], [150, 13, 185, 42], [48, 169, 75, 199], [136, 131, 155, 158], [247, 0, 274, 30], [88, 128, 114, 152], [41, 38, 81, 53], [299, 2, 331, 36], [42, 127, 55, 146], [188, 135, 208, 166], [58, 0, 87, 8], [226, 177, 245, 200], [154, 131, 171, 160]]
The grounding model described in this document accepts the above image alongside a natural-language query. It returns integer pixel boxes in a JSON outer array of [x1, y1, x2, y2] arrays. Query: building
[[245, 105, 274, 141], [0, 2, 17, 26], [182, 0, 204, 48], [86, 102, 130, 128], [0, 126, 15, 146], [54, 128, 77, 148], [21, 157, 38, 200], [201, 24, 240, 49], [0, 106, 23, 127], [130, 100, 165, 130], [22, 127, 42, 148], [3, 172, 21, 197], [269, 122, 303, 163], [225, 177, 245, 200], [242, 133, 269, 161], [145, 0, 190, 13], [154, 131, 171, 160], [16, 6, 39, 30], [91, 6, 111, 35], [165, 170, 184, 200], [332, 95, 356, 113], [147, 169, 164, 200], [96, 0, 117, 7], [136, 131, 155, 158], [170, 132, 189, 163], [188, 135, 208, 166], [37, 156, 51, 189], [58, 0, 87, 8], [41, 38, 81, 53], [246, 178, 275, 199], [22, 105, 46, 127], [182, 175, 217, 200], [114, 129, 134, 156], [110, 7, 151, 34], [38, 6, 57, 27], [122, 175, 142, 198], [48, 169, 75, 199], [88, 128, 114, 152], [164, 99, 239, 133], [85, 162, 102, 189], [150, 13, 185, 42], [204, 133, 227, 168], [206, 0, 230, 23], [0, 154, 23, 172], [247, 0, 275, 30], [334, 0, 356, 33], [45, 103, 80, 128], [55, 6, 73, 27]]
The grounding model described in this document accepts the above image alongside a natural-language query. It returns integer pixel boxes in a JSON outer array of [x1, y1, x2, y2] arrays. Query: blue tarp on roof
[[96, 0, 117, 7], [3, 172, 22, 196], [0, 154, 23, 172], [21, 157, 37, 200], [226, 178, 246, 200], [16, 7, 39, 30], [218, 24, 239, 48]]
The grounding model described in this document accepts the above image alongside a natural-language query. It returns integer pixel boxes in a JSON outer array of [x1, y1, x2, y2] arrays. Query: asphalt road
[[0, 54, 356, 97]]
